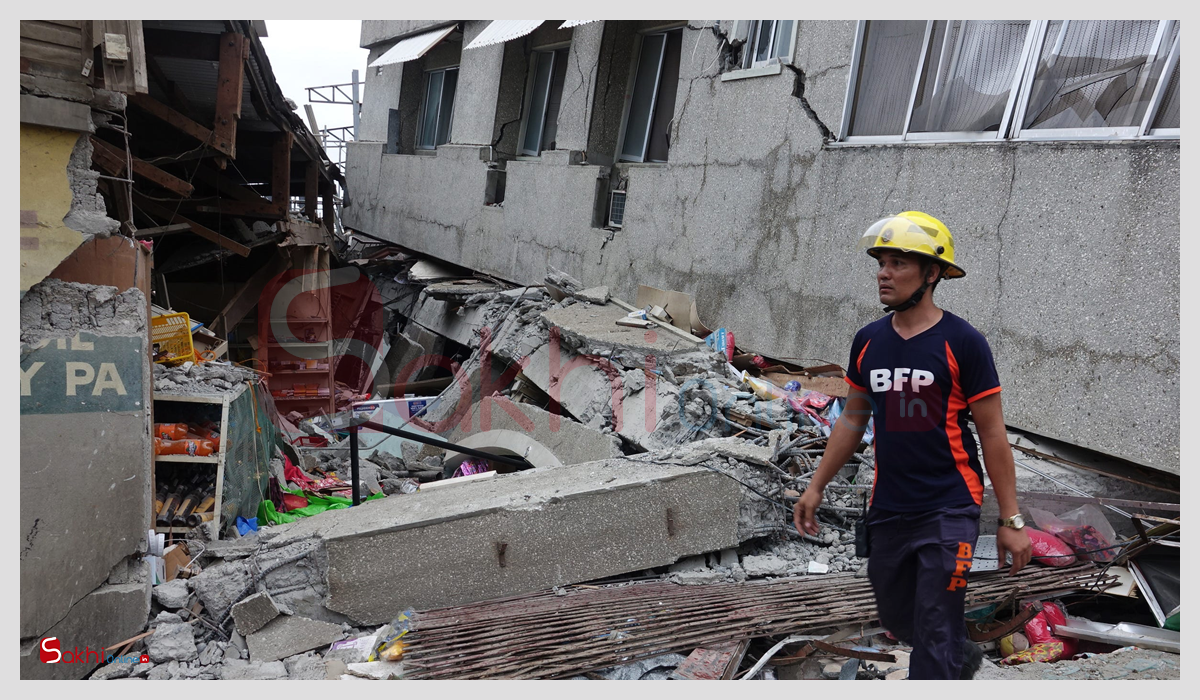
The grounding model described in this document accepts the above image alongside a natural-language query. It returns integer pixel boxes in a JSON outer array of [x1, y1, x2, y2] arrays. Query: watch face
[[1010, 514, 1026, 529]]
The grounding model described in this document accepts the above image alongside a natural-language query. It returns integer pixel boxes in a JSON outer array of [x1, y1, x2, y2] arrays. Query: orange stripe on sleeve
[[967, 386, 1002, 404], [844, 376, 868, 392], [856, 339, 871, 374], [944, 342, 984, 506]]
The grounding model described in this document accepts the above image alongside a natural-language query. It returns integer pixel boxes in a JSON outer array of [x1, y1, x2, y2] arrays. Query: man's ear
[[927, 263, 943, 284]]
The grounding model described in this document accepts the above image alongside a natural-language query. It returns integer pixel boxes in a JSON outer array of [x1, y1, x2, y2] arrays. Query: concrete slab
[[283, 458, 745, 624], [442, 397, 621, 471], [246, 615, 343, 663], [231, 591, 283, 636], [19, 583, 149, 680], [541, 303, 705, 357]]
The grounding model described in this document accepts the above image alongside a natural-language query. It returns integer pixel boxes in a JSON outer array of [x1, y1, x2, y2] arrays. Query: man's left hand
[[996, 526, 1032, 576]]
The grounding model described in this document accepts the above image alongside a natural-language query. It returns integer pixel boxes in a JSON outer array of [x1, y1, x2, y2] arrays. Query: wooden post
[[304, 160, 319, 222], [322, 187, 335, 232], [213, 32, 247, 158], [272, 131, 293, 217]]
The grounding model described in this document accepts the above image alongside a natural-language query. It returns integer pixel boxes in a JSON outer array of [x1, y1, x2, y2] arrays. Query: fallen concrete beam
[[246, 615, 342, 663], [264, 458, 745, 625]]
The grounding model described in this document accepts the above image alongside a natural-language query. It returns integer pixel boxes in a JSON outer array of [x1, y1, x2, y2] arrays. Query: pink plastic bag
[[1028, 505, 1121, 562], [1026, 527, 1076, 567]]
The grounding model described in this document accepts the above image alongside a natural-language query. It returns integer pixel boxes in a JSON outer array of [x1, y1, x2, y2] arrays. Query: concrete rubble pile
[[87, 264, 1178, 681], [153, 360, 261, 395]]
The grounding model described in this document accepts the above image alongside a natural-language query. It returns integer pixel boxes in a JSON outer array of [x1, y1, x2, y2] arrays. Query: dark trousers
[[866, 504, 980, 680]]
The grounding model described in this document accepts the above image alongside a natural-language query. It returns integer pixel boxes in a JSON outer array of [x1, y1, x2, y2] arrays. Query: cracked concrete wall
[[343, 20, 1179, 472], [20, 124, 120, 293], [20, 279, 152, 676]]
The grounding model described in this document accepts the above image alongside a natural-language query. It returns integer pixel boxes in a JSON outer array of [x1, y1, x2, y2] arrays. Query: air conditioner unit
[[607, 190, 626, 228]]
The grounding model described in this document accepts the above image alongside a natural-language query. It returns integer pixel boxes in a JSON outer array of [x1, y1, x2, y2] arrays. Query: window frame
[[742, 20, 797, 69], [616, 29, 671, 164], [836, 19, 1180, 145], [516, 43, 571, 158], [415, 65, 459, 151]]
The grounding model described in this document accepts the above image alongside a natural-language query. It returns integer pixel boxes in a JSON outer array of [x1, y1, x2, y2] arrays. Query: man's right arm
[[793, 388, 872, 535]]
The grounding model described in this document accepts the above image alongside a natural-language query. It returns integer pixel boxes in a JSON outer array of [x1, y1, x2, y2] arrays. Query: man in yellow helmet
[[793, 211, 1032, 679]]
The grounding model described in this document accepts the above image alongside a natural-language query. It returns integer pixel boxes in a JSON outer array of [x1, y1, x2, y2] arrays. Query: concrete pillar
[[449, 20, 505, 146], [554, 21, 605, 153]]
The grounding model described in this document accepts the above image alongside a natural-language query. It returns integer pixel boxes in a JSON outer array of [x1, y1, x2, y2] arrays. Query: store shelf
[[155, 454, 220, 464], [267, 340, 331, 348]]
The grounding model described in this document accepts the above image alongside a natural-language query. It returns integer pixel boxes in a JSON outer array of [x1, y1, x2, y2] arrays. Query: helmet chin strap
[[883, 279, 930, 313]]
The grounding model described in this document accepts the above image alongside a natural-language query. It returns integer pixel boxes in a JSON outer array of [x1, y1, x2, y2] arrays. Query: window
[[840, 20, 1179, 143], [742, 20, 795, 68], [620, 29, 682, 163], [416, 66, 458, 150], [519, 48, 569, 156]]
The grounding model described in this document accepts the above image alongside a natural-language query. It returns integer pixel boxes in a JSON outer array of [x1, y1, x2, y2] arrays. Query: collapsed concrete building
[[344, 20, 1180, 475], [21, 18, 1181, 682]]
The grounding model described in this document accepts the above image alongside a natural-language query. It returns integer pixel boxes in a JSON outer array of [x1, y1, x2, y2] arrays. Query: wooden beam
[[192, 164, 268, 204], [128, 94, 228, 155], [96, 20, 148, 95], [322, 189, 334, 232], [190, 200, 286, 220], [272, 131, 293, 216], [214, 251, 289, 337], [213, 32, 247, 158], [134, 223, 192, 238], [304, 161, 319, 222], [146, 54, 195, 118], [89, 136, 194, 197], [132, 194, 250, 257]]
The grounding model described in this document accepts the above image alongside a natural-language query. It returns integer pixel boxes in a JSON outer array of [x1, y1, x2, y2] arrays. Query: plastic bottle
[[154, 437, 216, 457], [154, 423, 189, 440], [742, 371, 803, 412]]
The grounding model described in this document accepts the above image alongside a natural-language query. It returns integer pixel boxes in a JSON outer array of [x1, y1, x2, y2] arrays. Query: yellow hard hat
[[856, 211, 965, 279]]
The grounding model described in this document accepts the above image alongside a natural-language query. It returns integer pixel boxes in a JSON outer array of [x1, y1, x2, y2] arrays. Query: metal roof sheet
[[464, 20, 544, 50], [368, 25, 457, 67]]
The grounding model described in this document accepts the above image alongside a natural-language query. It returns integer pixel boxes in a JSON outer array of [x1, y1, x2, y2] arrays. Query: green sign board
[[20, 333, 144, 415]]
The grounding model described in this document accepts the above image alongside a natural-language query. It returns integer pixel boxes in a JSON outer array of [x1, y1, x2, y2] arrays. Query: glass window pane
[[1152, 58, 1179, 129], [418, 71, 444, 149], [541, 48, 570, 151], [522, 52, 555, 154], [773, 20, 794, 59], [909, 20, 1031, 133], [645, 29, 681, 163], [849, 20, 928, 136], [621, 33, 666, 161], [754, 21, 774, 63], [1023, 20, 1161, 130], [436, 69, 457, 146]]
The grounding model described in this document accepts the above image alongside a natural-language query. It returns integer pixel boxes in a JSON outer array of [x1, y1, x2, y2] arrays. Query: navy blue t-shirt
[[844, 311, 1001, 512]]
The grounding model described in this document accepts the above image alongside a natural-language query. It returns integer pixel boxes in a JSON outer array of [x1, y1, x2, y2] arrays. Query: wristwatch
[[997, 514, 1026, 530]]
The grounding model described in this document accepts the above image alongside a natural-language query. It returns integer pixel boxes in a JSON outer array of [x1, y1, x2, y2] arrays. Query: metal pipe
[[350, 424, 361, 506]]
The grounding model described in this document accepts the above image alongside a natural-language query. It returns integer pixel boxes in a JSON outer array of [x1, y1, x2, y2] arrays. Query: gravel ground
[[973, 646, 1179, 680]]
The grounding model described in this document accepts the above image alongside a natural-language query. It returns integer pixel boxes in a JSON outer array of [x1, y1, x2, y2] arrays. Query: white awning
[[368, 25, 457, 67], [464, 20, 544, 50], [559, 21, 599, 29]]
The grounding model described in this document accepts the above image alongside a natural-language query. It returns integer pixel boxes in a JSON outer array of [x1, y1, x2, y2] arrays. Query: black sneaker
[[959, 639, 984, 680]]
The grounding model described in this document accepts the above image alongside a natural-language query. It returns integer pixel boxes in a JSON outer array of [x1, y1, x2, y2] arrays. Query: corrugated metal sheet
[[154, 55, 264, 124], [560, 20, 599, 29], [368, 25, 456, 67], [464, 20, 544, 50]]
